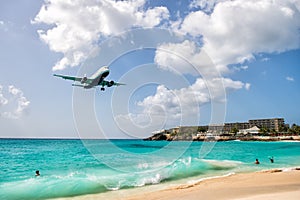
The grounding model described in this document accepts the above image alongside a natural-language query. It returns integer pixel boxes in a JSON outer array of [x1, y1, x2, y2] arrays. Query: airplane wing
[[53, 74, 93, 84], [53, 74, 82, 82]]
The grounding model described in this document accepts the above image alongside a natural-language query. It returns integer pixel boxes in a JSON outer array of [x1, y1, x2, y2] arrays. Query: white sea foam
[[273, 166, 300, 172], [105, 184, 120, 191], [200, 159, 244, 168], [178, 156, 192, 166], [138, 162, 149, 169], [186, 172, 235, 185], [136, 173, 163, 187], [136, 160, 172, 171]]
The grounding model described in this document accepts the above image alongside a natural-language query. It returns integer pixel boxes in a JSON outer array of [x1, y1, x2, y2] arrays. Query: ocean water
[[0, 139, 300, 200]]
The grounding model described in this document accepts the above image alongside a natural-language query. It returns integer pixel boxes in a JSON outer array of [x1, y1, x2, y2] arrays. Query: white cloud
[[232, 65, 249, 72], [115, 76, 249, 131], [136, 6, 169, 27], [33, 0, 299, 129], [155, 40, 229, 77], [33, 0, 169, 70], [0, 20, 9, 32], [0, 85, 8, 106], [0, 85, 30, 119], [132, 77, 248, 125], [261, 57, 270, 62], [241, 66, 249, 70], [245, 83, 251, 90], [151, 0, 299, 117], [8, 85, 22, 96], [179, 0, 300, 68], [286, 76, 294, 81], [189, 0, 227, 13], [154, 0, 300, 113]]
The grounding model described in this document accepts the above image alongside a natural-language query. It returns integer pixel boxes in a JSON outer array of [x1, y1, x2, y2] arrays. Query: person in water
[[269, 156, 274, 163], [35, 170, 40, 176], [255, 159, 260, 164]]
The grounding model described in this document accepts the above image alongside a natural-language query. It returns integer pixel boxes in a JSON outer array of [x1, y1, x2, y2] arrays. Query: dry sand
[[55, 169, 300, 200]]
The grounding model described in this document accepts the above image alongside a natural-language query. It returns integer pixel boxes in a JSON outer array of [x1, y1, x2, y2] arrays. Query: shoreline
[[54, 167, 300, 200], [1, 136, 299, 141], [144, 134, 300, 142]]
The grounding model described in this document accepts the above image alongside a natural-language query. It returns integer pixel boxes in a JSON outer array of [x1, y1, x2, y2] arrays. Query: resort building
[[224, 122, 251, 133], [152, 118, 286, 136], [249, 118, 285, 132], [206, 124, 224, 133]]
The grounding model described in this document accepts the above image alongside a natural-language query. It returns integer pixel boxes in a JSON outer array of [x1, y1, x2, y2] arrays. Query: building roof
[[247, 126, 260, 131], [239, 126, 260, 134]]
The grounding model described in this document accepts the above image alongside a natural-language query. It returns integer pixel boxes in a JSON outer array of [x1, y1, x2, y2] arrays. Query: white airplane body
[[54, 66, 124, 91]]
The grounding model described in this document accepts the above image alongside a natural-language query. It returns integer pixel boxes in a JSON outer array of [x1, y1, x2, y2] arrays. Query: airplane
[[53, 66, 125, 91]]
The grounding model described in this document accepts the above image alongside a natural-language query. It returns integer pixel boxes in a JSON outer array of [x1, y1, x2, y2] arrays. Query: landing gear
[[101, 87, 105, 91]]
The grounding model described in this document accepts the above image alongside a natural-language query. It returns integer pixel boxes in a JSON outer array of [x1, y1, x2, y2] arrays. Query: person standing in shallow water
[[35, 170, 40, 176], [255, 159, 260, 164], [269, 156, 274, 163]]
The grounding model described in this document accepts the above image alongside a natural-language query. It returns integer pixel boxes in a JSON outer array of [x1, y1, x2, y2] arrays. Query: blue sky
[[0, 0, 299, 138]]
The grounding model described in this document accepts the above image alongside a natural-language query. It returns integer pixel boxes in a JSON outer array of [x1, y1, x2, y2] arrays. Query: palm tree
[[289, 124, 300, 135], [259, 127, 269, 135], [230, 127, 239, 135]]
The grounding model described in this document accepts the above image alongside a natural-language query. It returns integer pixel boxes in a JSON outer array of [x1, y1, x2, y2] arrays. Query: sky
[[0, 0, 299, 139]]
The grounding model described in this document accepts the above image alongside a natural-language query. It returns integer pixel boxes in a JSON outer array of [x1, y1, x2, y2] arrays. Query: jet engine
[[81, 75, 87, 84], [108, 80, 114, 87]]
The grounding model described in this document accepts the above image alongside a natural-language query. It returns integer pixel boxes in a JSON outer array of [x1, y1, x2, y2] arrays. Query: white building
[[238, 126, 260, 135]]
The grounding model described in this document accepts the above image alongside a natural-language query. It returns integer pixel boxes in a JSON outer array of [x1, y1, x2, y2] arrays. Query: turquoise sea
[[1, 139, 300, 200]]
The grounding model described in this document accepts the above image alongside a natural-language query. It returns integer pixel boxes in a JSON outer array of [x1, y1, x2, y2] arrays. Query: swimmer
[[35, 170, 40, 176]]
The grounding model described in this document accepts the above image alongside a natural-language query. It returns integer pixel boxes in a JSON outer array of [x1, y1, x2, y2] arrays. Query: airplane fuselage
[[84, 66, 110, 89]]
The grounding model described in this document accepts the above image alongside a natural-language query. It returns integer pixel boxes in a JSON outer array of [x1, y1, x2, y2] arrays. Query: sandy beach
[[56, 168, 300, 200]]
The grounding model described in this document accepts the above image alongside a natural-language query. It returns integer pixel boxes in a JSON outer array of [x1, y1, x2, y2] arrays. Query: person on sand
[[255, 159, 260, 164], [35, 170, 40, 176], [269, 156, 274, 163]]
